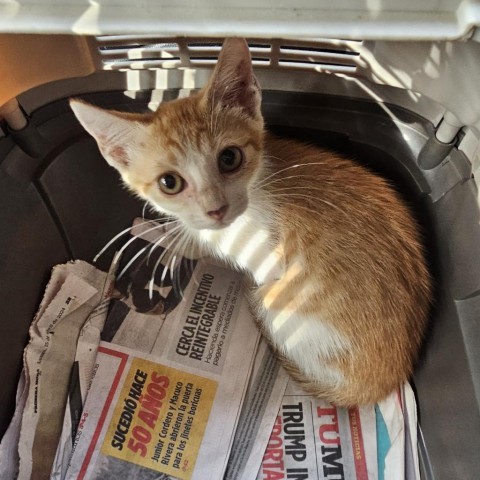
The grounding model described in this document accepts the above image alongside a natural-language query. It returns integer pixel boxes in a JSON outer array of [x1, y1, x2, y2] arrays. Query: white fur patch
[[254, 250, 284, 284], [261, 307, 348, 385], [196, 197, 344, 387], [198, 205, 283, 284]]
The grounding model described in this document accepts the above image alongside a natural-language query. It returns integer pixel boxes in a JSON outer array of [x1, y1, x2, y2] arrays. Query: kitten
[[70, 38, 431, 406]]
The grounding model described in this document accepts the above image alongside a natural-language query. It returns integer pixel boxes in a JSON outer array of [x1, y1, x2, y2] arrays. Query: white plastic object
[[436, 112, 463, 144], [1, 0, 480, 40]]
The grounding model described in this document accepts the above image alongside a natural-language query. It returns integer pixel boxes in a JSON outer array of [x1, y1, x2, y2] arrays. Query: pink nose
[[207, 204, 229, 221]]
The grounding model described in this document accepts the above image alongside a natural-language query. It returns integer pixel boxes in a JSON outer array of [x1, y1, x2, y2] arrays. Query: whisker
[[157, 217, 180, 227], [149, 228, 185, 300], [248, 200, 281, 221], [267, 185, 336, 196], [114, 223, 168, 262], [117, 242, 152, 280], [252, 174, 334, 192], [254, 162, 327, 190], [164, 253, 178, 296], [262, 154, 283, 161], [271, 193, 345, 216], [161, 234, 181, 290], [183, 233, 200, 287], [188, 235, 200, 285], [270, 191, 327, 203], [175, 232, 193, 299], [93, 219, 158, 263], [149, 228, 184, 299], [146, 224, 183, 263], [168, 234, 188, 298], [269, 199, 325, 219]]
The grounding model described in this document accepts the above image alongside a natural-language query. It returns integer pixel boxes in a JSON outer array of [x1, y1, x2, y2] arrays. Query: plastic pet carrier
[[1, 2, 480, 479]]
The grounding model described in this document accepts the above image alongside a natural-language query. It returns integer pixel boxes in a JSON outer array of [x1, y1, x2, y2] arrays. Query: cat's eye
[[158, 172, 185, 195], [218, 147, 243, 173]]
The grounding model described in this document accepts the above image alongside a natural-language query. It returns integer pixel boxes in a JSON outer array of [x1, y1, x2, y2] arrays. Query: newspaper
[[256, 381, 420, 480], [51, 259, 119, 480], [402, 387, 421, 480], [64, 259, 261, 479], [106, 220, 290, 480], [0, 218, 421, 480], [51, 221, 201, 479], [224, 340, 289, 480], [9, 219, 287, 479], [0, 261, 111, 480], [60, 341, 288, 480]]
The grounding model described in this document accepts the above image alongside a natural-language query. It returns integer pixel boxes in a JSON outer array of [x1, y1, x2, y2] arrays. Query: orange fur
[[253, 135, 431, 405], [70, 38, 432, 406]]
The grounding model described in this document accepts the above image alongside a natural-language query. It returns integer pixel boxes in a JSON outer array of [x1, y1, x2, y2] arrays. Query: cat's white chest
[[198, 211, 283, 285]]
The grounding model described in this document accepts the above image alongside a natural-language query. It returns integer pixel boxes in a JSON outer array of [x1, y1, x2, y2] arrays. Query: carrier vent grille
[[95, 36, 362, 74]]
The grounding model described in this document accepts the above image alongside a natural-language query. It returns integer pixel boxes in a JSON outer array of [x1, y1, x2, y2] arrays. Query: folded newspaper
[[0, 218, 421, 480], [257, 381, 419, 480]]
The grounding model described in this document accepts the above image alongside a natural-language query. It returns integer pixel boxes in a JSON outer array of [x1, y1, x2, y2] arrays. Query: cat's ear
[[204, 38, 261, 119], [70, 99, 145, 172]]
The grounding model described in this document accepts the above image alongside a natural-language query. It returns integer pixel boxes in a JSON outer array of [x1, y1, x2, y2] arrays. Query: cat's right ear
[[70, 99, 143, 173], [203, 38, 262, 120]]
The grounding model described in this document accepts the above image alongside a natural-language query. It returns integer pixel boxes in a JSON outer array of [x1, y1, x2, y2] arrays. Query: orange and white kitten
[[71, 38, 431, 406]]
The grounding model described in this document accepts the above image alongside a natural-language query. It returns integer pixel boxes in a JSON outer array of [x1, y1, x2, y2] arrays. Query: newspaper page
[[51, 259, 118, 480], [378, 384, 420, 480], [52, 220, 200, 479], [52, 218, 290, 480], [224, 339, 289, 480], [401, 386, 420, 480], [0, 260, 90, 479], [0, 215, 420, 480], [257, 381, 419, 480], [0, 261, 109, 480], [65, 257, 261, 479]]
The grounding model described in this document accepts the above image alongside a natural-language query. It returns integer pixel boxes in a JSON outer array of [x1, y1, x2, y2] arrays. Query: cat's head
[[70, 38, 264, 230]]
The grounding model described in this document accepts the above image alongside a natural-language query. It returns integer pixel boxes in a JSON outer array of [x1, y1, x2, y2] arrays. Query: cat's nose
[[207, 204, 229, 221]]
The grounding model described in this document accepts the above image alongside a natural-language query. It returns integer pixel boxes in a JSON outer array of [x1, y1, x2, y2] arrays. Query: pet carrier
[[1, 2, 480, 479]]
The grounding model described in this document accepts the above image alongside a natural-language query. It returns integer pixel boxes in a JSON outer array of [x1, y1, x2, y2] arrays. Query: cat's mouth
[[195, 203, 247, 231], [199, 216, 235, 231], [209, 218, 234, 230]]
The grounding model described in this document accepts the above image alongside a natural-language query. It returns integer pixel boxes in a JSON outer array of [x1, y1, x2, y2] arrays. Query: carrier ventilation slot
[[95, 36, 362, 73]]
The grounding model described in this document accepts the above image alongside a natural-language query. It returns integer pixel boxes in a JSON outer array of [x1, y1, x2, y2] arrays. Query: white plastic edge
[[1, 2, 480, 39]]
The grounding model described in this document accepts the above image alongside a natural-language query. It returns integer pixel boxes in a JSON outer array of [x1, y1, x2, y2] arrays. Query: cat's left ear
[[70, 99, 146, 173], [203, 38, 262, 120]]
